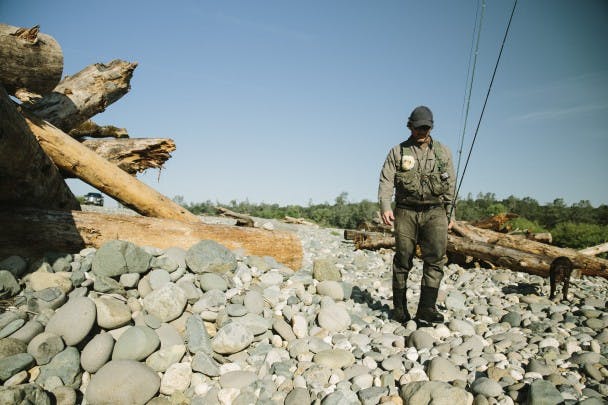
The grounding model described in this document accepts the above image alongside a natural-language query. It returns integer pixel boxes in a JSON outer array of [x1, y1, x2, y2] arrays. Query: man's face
[[411, 125, 431, 142]]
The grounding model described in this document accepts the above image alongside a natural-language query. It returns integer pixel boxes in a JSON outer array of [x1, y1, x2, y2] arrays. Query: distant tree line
[[174, 192, 608, 251]]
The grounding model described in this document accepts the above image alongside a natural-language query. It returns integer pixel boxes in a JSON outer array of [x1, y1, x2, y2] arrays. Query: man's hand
[[448, 218, 455, 230], [381, 210, 395, 226]]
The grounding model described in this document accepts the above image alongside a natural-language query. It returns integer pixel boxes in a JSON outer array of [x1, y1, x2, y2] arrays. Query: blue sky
[[3, 0, 607, 208]]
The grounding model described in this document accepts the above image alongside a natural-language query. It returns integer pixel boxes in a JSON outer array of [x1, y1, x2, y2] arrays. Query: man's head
[[407, 106, 433, 143], [407, 106, 433, 129]]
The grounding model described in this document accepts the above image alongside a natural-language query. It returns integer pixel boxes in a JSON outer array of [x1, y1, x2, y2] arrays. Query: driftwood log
[[345, 222, 608, 279], [69, 120, 129, 139], [579, 242, 608, 256], [21, 109, 199, 223], [452, 221, 608, 277], [0, 86, 79, 210], [216, 207, 255, 227], [78, 138, 176, 176], [0, 208, 303, 270], [23, 60, 137, 132], [0, 24, 63, 96]]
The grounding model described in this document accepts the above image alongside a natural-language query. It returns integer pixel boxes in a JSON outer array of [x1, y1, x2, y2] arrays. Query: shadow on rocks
[[501, 282, 541, 296], [350, 286, 390, 318]]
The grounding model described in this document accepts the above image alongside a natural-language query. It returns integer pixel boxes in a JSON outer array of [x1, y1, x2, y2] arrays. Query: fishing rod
[[450, 0, 519, 220], [455, 0, 485, 194]]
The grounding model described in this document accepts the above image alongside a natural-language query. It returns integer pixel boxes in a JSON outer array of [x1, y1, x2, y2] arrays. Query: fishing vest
[[395, 140, 450, 206]]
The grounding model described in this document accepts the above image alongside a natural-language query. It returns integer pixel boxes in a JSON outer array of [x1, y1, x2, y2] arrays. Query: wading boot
[[415, 286, 444, 324], [392, 288, 411, 324]]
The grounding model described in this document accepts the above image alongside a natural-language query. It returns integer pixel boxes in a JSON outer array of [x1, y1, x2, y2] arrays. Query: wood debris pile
[[0, 24, 302, 269], [345, 214, 608, 279]]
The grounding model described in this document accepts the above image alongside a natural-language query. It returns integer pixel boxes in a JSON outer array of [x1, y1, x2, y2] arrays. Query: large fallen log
[[0, 86, 79, 211], [0, 208, 303, 270], [22, 60, 137, 132], [0, 24, 63, 96], [452, 221, 608, 276], [77, 138, 176, 176], [21, 109, 200, 223], [345, 222, 608, 279]]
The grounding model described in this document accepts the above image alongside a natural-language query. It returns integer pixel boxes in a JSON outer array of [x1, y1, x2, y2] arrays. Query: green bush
[[551, 222, 608, 250], [507, 217, 548, 234]]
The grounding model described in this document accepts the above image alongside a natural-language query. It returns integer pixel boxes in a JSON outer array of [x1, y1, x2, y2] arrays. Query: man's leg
[[392, 208, 417, 323], [416, 207, 448, 323]]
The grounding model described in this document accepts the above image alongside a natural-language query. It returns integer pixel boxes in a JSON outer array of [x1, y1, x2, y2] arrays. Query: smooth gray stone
[[317, 304, 350, 333], [211, 322, 254, 354], [27, 332, 64, 365], [238, 313, 271, 336], [185, 314, 212, 354], [93, 274, 126, 295], [85, 360, 160, 405], [176, 279, 202, 303], [426, 357, 465, 382], [149, 269, 171, 290], [0, 353, 34, 381], [400, 381, 472, 405], [312, 258, 341, 281], [273, 317, 296, 342], [0, 311, 26, 330], [191, 351, 220, 376], [92, 240, 151, 277], [81, 332, 115, 373], [8, 320, 44, 344], [120, 273, 141, 288], [219, 370, 257, 389], [316, 281, 344, 301], [192, 289, 227, 311], [0, 319, 25, 339], [0, 338, 27, 360], [226, 303, 247, 317], [471, 377, 503, 397], [162, 247, 187, 269], [37, 347, 81, 388], [185, 240, 237, 274], [94, 295, 132, 329], [112, 325, 160, 361], [199, 273, 228, 292], [321, 389, 359, 405], [527, 380, 564, 405], [145, 345, 186, 372], [45, 296, 96, 346], [142, 283, 187, 322], [156, 323, 184, 349], [313, 349, 355, 369], [407, 329, 435, 350], [358, 386, 388, 405], [150, 255, 179, 272]]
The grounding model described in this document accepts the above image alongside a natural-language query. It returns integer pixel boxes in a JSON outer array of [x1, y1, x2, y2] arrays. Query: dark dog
[[549, 256, 573, 301]]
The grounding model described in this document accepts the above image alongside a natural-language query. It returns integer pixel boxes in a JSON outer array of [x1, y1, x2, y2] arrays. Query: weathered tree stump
[[0, 24, 63, 96]]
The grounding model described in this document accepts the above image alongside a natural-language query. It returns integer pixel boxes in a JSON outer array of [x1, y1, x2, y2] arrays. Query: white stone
[[160, 362, 192, 395]]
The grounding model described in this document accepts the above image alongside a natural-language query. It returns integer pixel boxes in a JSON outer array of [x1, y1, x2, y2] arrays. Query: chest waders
[[392, 140, 449, 325]]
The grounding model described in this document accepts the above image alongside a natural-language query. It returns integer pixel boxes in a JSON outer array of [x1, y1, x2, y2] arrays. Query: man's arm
[[378, 146, 397, 225], [442, 145, 457, 226]]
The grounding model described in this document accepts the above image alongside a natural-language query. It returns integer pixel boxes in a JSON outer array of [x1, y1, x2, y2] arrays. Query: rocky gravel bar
[[0, 210, 607, 404]]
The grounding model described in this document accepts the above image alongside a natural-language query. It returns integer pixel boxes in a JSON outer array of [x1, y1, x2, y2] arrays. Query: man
[[378, 106, 456, 324]]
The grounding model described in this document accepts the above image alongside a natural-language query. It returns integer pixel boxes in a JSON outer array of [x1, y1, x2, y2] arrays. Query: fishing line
[[455, 0, 485, 187], [450, 0, 518, 219]]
